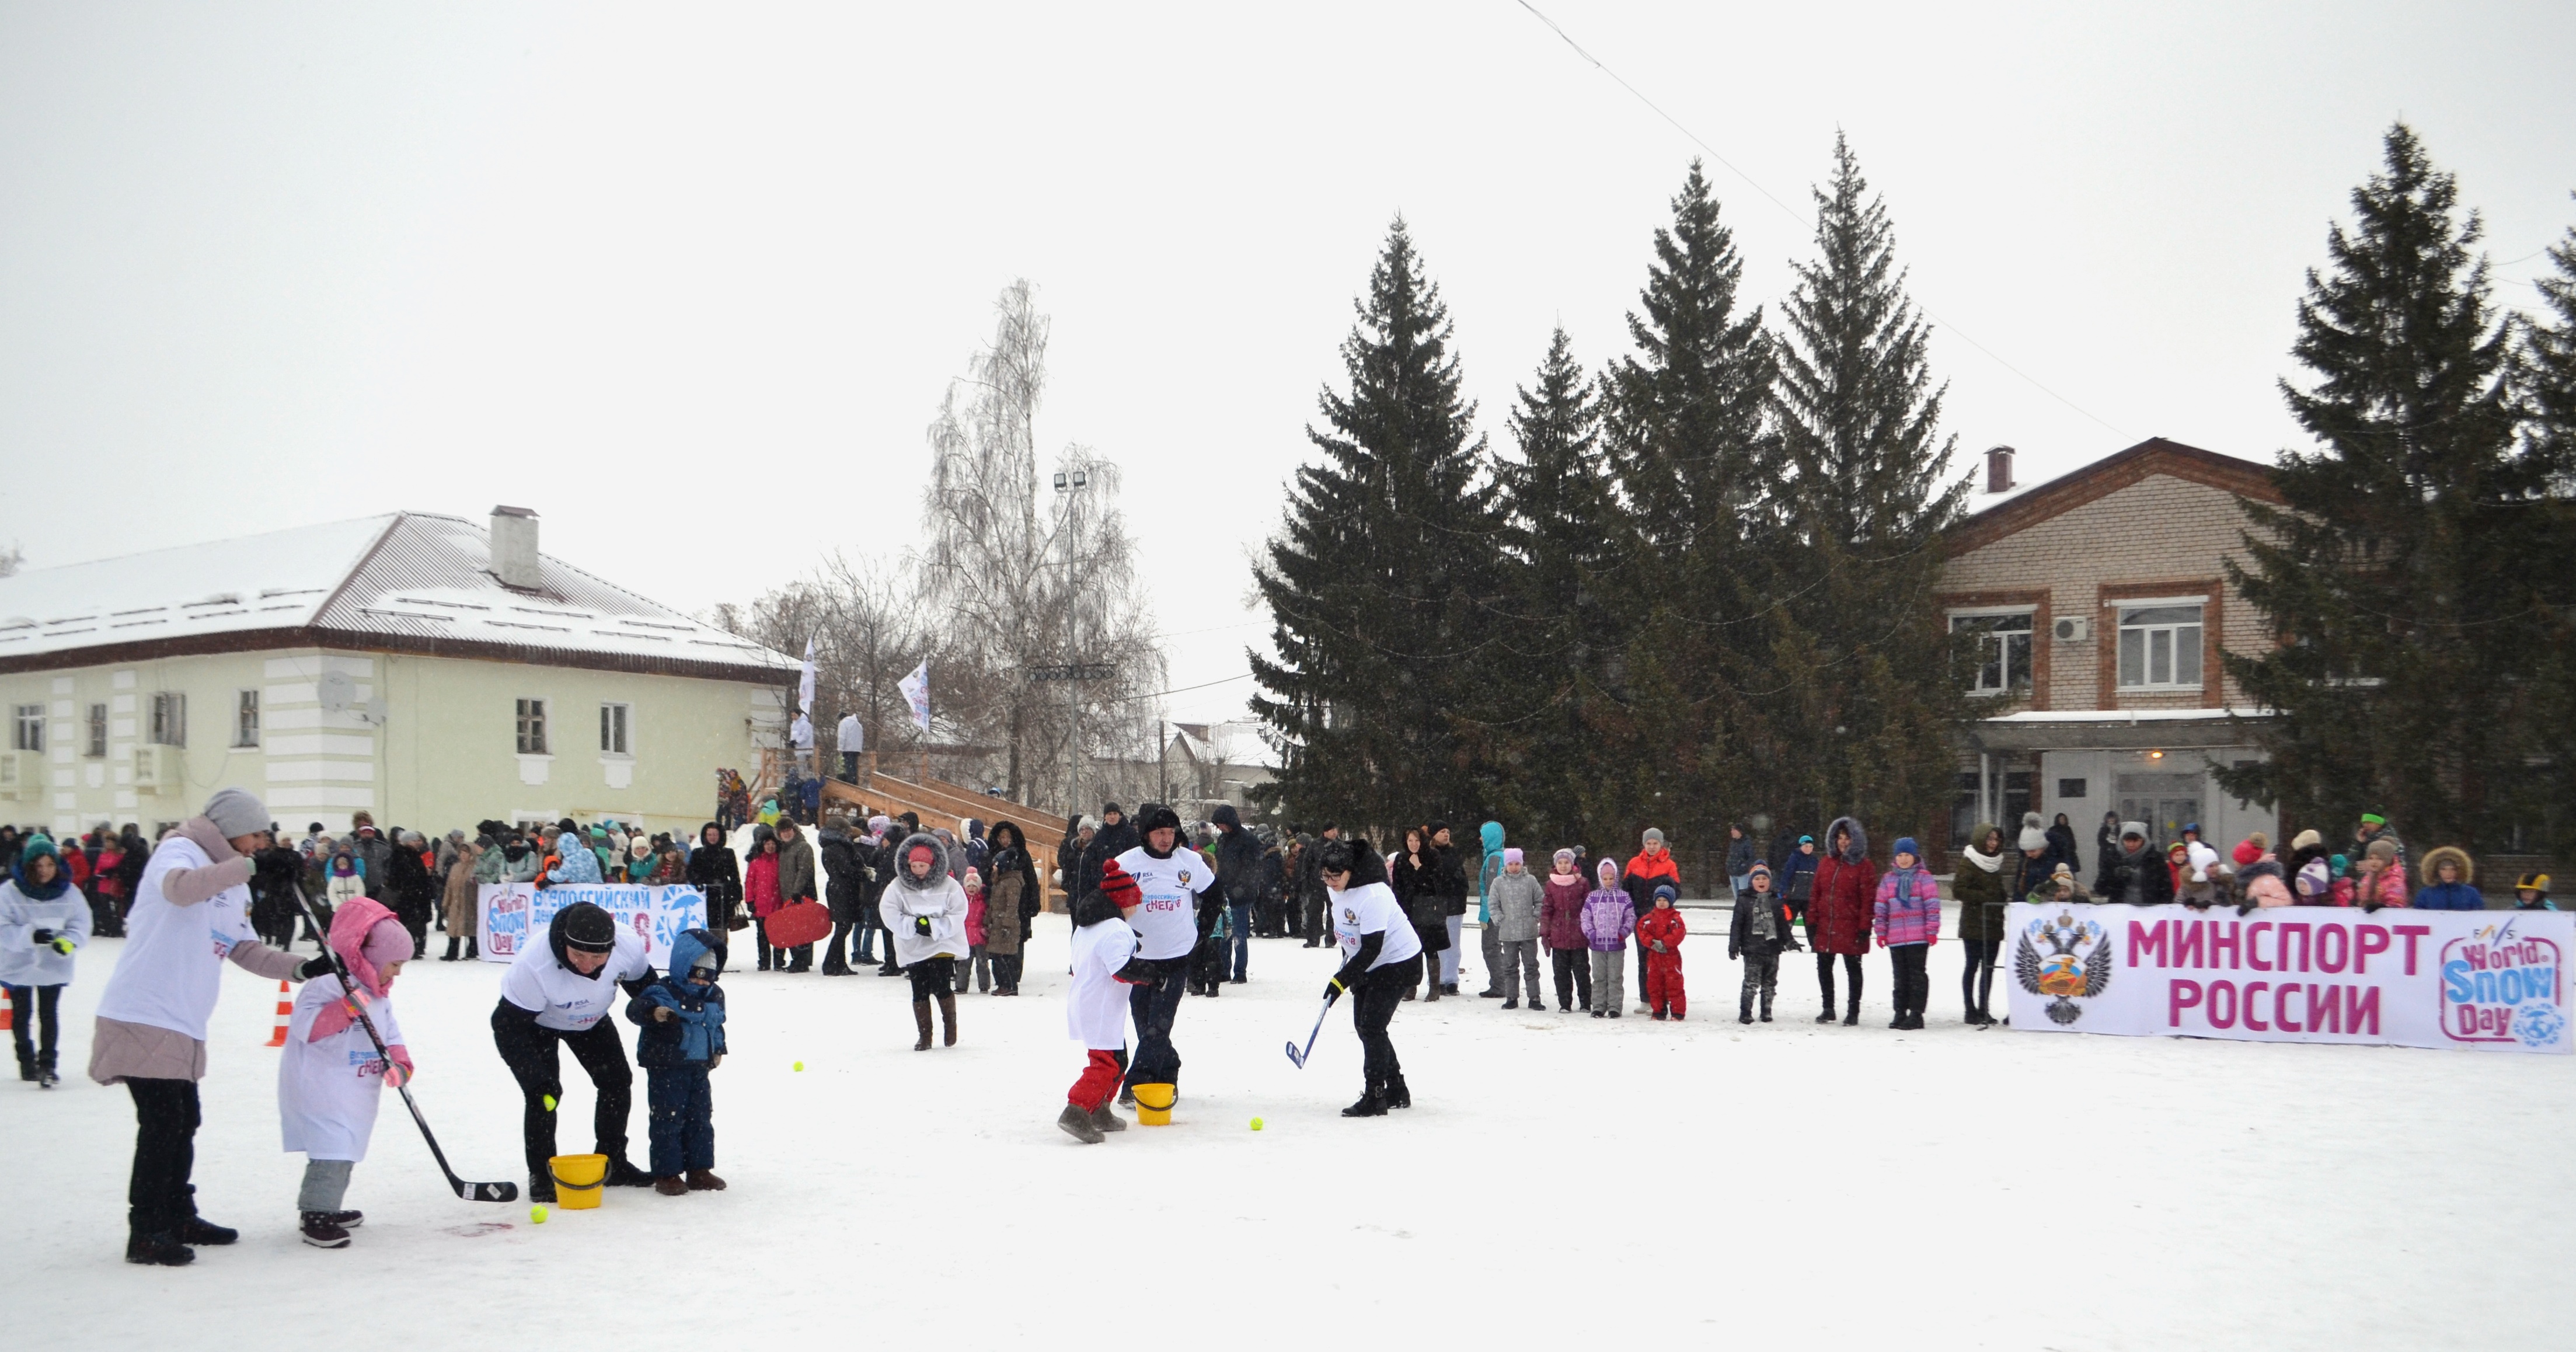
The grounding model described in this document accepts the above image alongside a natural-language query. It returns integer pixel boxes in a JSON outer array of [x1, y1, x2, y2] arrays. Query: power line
[[1509, 0, 2132, 442]]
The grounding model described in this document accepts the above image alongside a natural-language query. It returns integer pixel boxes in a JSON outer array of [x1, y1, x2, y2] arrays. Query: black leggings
[[1352, 963, 1406, 1089], [1961, 938, 2000, 1016], [1891, 943, 1930, 1018], [5, 982, 62, 1071], [1550, 947, 1591, 1012], [124, 1078, 200, 1234], [490, 1003, 633, 1182], [905, 956, 956, 1000], [1816, 952, 1863, 1011]]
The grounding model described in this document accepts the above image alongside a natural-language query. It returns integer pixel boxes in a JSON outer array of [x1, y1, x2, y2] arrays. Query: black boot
[[300, 1211, 353, 1249], [126, 1230, 194, 1266], [604, 1158, 654, 1188], [442, 938, 460, 961], [936, 993, 958, 1046], [1340, 1084, 1389, 1117], [463, 937, 478, 961], [1759, 991, 1774, 1022], [176, 1215, 238, 1246], [1382, 1072, 1411, 1109], [1843, 994, 1860, 1027], [1739, 992, 1754, 1024]]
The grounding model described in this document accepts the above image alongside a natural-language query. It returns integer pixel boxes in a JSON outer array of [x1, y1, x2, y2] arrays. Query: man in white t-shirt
[[1319, 837, 1421, 1117], [1110, 804, 1219, 1103], [490, 901, 659, 1200]]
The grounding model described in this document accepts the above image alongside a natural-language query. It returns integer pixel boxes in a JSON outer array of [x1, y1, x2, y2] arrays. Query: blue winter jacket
[[629, 928, 729, 1067], [2414, 881, 2485, 912]]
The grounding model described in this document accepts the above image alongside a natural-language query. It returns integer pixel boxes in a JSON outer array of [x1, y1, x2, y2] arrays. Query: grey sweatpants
[[1482, 922, 1505, 992], [1498, 938, 1542, 1002], [298, 1158, 354, 1212], [1588, 949, 1625, 1013]]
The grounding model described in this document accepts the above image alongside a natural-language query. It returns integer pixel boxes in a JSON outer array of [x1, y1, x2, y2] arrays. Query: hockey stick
[[1284, 995, 1332, 1069], [283, 877, 519, 1203]]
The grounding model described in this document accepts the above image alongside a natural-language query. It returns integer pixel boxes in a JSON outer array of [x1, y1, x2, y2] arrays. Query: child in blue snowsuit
[[628, 928, 728, 1194]]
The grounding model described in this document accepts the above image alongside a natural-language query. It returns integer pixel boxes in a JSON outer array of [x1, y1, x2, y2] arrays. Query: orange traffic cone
[[263, 980, 292, 1047], [1, 987, 12, 1033]]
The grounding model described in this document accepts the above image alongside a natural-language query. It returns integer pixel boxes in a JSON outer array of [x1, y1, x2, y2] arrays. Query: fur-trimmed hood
[[2420, 845, 2474, 887], [1824, 816, 1869, 865]]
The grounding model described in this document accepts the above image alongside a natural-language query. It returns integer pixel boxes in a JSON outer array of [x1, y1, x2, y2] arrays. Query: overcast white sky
[[4, 2, 2572, 723]]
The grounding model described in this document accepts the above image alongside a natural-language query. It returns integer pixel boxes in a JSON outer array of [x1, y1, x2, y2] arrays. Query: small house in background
[[1160, 720, 1280, 821], [1937, 438, 2286, 866], [0, 507, 797, 840]]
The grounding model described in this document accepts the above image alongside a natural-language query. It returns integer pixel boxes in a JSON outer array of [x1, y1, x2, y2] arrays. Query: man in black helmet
[[491, 901, 660, 1200], [1111, 804, 1219, 1103]]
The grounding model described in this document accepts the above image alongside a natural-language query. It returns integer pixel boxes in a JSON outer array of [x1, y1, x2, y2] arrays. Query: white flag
[[898, 659, 932, 733], [797, 636, 817, 716]]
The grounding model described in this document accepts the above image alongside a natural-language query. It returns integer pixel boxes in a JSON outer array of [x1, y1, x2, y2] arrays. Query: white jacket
[[0, 879, 90, 987]]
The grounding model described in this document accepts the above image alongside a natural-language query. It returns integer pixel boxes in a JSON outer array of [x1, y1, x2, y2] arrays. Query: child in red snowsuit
[[1638, 883, 1688, 1020]]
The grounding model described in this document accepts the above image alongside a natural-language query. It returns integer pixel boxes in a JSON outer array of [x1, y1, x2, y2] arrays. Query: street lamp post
[[1053, 468, 1089, 819]]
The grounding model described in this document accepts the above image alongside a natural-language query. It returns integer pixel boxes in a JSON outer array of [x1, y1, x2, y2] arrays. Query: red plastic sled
[[762, 899, 832, 949]]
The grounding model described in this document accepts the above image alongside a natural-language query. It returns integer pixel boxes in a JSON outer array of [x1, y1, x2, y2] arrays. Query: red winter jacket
[[1637, 907, 1688, 961], [746, 851, 784, 919], [1810, 853, 1879, 957], [1620, 849, 1682, 918], [1539, 873, 1590, 950]]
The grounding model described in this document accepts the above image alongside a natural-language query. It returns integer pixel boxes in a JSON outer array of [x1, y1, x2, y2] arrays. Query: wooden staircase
[[818, 755, 1071, 908]]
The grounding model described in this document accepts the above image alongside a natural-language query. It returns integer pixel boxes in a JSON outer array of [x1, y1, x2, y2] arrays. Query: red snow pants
[[1646, 951, 1686, 1018], [1068, 1049, 1123, 1111]]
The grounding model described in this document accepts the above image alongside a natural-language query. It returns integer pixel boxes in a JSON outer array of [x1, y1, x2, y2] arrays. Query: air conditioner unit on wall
[[133, 744, 178, 791], [2053, 616, 2092, 643]]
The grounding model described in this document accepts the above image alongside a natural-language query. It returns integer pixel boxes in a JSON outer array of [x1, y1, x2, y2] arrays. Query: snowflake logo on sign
[[2015, 911, 2113, 1026]]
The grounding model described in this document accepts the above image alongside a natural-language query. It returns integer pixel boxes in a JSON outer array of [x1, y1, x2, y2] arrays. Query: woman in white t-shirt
[[1317, 838, 1423, 1118], [490, 901, 658, 1202]]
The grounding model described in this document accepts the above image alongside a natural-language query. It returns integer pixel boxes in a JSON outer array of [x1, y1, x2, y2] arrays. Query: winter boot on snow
[[1340, 1085, 1389, 1118], [309, 1208, 362, 1229], [1382, 1071, 1411, 1109], [463, 937, 478, 961], [604, 1158, 655, 1188], [176, 1210, 239, 1246], [1058, 1103, 1106, 1143], [654, 1176, 689, 1196], [442, 938, 460, 961], [1759, 991, 1775, 1022], [1738, 992, 1754, 1024], [1089, 1103, 1127, 1133], [300, 1212, 354, 1248], [126, 1230, 194, 1266], [912, 999, 935, 1051], [936, 992, 958, 1047], [686, 1169, 727, 1191], [1843, 989, 1862, 1026], [1117, 1083, 1135, 1107], [528, 1176, 556, 1205]]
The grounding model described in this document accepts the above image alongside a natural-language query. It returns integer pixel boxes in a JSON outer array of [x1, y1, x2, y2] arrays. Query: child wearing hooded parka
[[278, 897, 415, 1249], [1578, 859, 1634, 1018], [628, 928, 728, 1195]]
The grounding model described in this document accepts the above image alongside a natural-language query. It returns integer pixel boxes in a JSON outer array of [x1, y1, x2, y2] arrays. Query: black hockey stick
[[283, 879, 518, 1203], [1284, 994, 1332, 1069]]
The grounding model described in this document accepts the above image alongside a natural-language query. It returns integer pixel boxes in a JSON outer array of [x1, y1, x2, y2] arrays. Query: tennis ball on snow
[[793, 1061, 804, 1072], [530, 1205, 549, 1224], [1250, 1117, 1264, 1131]]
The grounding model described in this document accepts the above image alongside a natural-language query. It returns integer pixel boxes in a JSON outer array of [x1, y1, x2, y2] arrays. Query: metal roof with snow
[[0, 512, 797, 682]]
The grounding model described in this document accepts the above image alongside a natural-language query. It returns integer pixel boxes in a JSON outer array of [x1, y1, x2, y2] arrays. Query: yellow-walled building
[[0, 508, 794, 840]]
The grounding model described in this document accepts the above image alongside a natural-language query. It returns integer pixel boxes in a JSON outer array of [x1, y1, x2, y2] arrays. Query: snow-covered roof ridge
[[0, 511, 797, 680]]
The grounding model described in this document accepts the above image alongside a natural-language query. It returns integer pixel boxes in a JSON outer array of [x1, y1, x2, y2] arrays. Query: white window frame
[[11, 704, 41, 752], [599, 702, 632, 757], [232, 689, 261, 748], [1948, 608, 2036, 697], [2113, 597, 2206, 691], [516, 698, 549, 755], [149, 691, 187, 747], [86, 703, 107, 758]]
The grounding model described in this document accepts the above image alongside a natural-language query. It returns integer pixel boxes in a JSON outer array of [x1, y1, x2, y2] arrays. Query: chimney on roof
[[1984, 445, 2016, 494], [489, 506, 541, 590]]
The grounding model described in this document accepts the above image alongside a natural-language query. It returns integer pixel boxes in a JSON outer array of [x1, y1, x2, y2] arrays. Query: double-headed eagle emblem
[[2014, 910, 2113, 1025]]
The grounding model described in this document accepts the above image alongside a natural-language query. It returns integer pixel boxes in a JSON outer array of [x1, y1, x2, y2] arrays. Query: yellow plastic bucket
[[549, 1153, 608, 1210], [1132, 1083, 1176, 1125]]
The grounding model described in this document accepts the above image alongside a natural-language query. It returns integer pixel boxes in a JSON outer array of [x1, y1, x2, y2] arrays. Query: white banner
[[2006, 902, 2571, 1053], [898, 659, 931, 733], [476, 883, 709, 971]]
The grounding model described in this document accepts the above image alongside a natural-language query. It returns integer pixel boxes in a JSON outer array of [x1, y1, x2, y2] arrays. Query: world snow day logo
[[2440, 915, 2565, 1048], [2014, 910, 2113, 1025]]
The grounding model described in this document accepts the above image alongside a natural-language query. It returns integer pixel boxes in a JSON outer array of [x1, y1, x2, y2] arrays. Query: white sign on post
[[2005, 902, 2571, 1053]]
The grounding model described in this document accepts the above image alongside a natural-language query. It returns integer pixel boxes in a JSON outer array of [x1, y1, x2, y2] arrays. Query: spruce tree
[[1252, 219, 1505, 835], [1761, 133, 1968, 850], [2219, 124, 2547, 851], [1487, 327, 1623, 845], [2499, 203, 2576, 861], [1593, 162, 1775, 862]]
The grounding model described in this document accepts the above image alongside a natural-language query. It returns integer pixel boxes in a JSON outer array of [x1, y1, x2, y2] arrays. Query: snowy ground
[[8, 918, 2572, 1351]]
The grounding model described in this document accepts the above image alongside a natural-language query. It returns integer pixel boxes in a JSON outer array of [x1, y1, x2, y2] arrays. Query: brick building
[[1937, 437, 2285, 872]]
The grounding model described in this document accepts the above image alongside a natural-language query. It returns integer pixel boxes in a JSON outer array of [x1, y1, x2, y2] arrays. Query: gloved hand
[[384, 1046, 416, 1089], [298, 955, 336, 981], [1322, 977, 1345, 1005], [50, 935, 75, 956], [30, 928, 55, 943], [709, 1053, 724, 1070], [1786, 939, 1805, 953], [913, 915, 932, 936]]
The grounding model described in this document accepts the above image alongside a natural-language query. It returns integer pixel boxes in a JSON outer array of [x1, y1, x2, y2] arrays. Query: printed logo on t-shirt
[[1177, 869, 1193, 886], [1343, 908, 1357, 923]]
